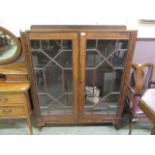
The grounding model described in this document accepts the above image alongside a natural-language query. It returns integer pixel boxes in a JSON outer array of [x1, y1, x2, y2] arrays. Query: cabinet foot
[[37, 119, 45, 128], [151, 126, 155, 135], [113, 118, 122, 130], [114, 124, 121, 130]]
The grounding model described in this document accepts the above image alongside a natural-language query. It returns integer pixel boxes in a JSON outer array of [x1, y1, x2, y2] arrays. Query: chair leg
[[129, 114, 133, 135], [129, 120, 133, 135], [151, 126, 155, 135]]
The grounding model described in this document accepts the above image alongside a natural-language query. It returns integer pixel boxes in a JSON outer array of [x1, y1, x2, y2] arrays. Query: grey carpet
[[0, 118, 152, 135]]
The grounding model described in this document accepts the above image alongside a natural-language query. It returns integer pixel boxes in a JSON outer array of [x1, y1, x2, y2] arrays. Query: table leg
[[151, 126, 155, 135], [27, 116, 33, 135]]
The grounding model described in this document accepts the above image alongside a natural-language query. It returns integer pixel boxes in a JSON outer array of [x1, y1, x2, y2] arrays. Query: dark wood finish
[[79, 31, 137, 125], [119, 32, 137, 114], [25, 25, 137, 127], [31, 25, 127, 31], [20, 31, 42, 124], [24, 32, 79, 126]]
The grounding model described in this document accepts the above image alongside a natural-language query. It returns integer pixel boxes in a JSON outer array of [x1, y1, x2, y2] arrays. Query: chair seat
[[0, 80, 30, 92]]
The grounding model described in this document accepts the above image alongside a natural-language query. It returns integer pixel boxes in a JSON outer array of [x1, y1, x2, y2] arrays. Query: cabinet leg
[[128, 114, 133, 135], [129, 120, 132, 135], [37, 119, 45, 128], [114, 117, 122, 130], [114, 123, 121, 130], [27, 116, 33, 135], [151, 126, 155, 135]]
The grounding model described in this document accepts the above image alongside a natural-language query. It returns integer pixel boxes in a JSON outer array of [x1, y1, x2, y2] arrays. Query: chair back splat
[[127, 63, 154, 135]]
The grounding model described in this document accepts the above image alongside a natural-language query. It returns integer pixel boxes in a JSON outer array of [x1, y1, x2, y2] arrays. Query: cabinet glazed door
[[79, 32, 130, 121], [28, 33, 78, 121]]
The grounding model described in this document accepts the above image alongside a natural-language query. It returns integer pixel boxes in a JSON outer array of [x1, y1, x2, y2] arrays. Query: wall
[[133, 40, 155, 80], [134, 40, 155, 64], [0, 0, 155, 79], [0, 0, 154, 37]]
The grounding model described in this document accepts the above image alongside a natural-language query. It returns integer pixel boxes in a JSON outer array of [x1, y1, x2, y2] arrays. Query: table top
[[0, 80, 30, 92]]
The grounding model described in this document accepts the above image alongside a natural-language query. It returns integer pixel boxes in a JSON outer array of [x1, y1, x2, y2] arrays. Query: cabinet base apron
[[36, 114, 122, 127]]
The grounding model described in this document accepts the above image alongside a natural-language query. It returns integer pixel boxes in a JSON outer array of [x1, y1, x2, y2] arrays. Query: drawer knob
[[4, 98, 8, 102], [0, 97, 8, 102], [3, 109, 12, 113]]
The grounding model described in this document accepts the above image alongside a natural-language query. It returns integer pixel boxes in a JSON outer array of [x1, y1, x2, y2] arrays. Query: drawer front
[[0, 106, 25, 117], [0, 94, 26, 105], [6, 74, 28, 81]]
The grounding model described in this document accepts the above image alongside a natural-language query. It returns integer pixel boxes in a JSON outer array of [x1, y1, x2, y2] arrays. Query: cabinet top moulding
[[30, 25, 127, 32]]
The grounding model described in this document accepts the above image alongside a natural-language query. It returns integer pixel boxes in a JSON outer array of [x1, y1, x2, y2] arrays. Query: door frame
[[25, 32, 79, 126], [79, 31, 136, 123]]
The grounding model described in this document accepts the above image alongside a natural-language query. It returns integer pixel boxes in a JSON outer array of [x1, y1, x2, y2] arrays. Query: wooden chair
[[139, 89, 155, 135], [126, 63, 154, 135]]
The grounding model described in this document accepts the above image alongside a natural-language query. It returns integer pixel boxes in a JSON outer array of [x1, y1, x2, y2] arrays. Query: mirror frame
[[0, 26, 21, 65]]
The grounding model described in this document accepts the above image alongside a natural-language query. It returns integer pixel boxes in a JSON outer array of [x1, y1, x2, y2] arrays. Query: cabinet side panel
[[116, 31, 137, 117]]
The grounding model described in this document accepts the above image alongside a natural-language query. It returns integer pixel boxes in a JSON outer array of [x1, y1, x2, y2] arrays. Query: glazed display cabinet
[[24, 25, 137, 127]]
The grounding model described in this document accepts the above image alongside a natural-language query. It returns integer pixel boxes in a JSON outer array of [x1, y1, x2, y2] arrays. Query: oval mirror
[[0, 26, 21, 65]]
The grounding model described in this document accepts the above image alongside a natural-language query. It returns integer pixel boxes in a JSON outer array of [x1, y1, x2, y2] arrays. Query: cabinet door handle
[[0, 97, 8, 102]]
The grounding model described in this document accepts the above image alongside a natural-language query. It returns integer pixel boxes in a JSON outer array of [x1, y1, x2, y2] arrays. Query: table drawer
[[0, 106, 25, 117], [0, 94, 26, 105]]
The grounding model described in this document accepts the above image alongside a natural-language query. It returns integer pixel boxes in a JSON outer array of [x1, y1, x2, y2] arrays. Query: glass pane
[[84, 94, 119, 114], [87, 40, 96, 49], [39, 94, 53, 115], [108, 49, 127, 67], [59, 94, 73, 106], [62, 40, 72, 50], [45, 62, 63, 98], [55, 51, 72, 68], [41, 40, 61, 49], [84, 39, 128, 115], [120, 40, 128, 49], [32, 51, 50, 68], [48, 101, 72, 115], [95, 62, 114, 97], [113, 70, 123, 92], [97, 40, 116, 57], [64, 70, 73, 92], [86, 50, 103, 67], [30, 40, 40, 49], [39, 94, 53, 108], [29, 39, 74, 116], [85, 70, 95, 87], [42, 40, 61, 58]]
